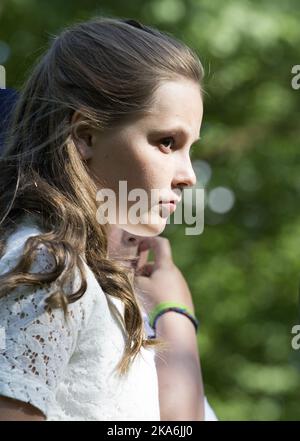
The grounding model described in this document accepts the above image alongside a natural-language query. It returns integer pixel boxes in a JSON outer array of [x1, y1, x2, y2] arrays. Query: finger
[[138, 236, 172, 269], [135, 262, 154, 277], [136, 249, 149, 271]]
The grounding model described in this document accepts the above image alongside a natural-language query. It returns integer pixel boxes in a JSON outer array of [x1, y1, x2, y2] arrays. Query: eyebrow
[[150, 127, 201, 144]]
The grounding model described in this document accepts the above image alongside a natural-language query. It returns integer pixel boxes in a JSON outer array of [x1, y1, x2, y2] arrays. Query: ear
[[70, 110, 95, 160]]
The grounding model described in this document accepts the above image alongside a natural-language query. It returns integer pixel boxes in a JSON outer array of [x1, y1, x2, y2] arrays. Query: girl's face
[[74, 79, 203, 237]]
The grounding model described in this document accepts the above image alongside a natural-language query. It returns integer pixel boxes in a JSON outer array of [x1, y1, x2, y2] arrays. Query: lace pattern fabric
[[0, 218, 160, 420]]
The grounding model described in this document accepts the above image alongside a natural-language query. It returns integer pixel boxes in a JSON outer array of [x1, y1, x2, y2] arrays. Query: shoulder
[[0, 216, 45, 275], [0, 215, 101, 330]]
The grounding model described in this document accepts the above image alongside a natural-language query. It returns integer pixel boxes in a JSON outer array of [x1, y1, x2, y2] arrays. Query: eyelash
[[160, 137, 196, 155], [160, 137, 176, 151]]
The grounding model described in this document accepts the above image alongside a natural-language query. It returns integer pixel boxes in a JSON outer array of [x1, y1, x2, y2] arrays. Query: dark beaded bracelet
[[148, 306, 200, 339]]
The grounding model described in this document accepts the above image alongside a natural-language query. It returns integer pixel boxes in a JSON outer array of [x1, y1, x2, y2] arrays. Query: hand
[[134, 236, 195, 316], [134, 236, 204, 422]]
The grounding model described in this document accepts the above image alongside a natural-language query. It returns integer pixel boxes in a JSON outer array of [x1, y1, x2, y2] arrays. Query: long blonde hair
[[0, 16, 204, 375]]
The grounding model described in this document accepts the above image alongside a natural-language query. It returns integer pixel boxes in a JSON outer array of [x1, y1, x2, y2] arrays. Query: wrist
[[156, 310, 197, 333], [155, 312, 200, 354], [148, 301, 199, 337]]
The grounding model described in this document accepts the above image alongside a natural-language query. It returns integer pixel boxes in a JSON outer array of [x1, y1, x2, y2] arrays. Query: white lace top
[[0, 217, 160, 421]]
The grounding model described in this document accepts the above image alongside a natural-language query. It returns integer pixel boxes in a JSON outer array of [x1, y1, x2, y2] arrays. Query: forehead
[[141, 79, 203, 131]]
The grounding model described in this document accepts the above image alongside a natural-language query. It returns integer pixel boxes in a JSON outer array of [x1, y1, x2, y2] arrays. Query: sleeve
[[142, 310, 156, 339], [0, 226, 82, 418], [204, 397, 218, 421]]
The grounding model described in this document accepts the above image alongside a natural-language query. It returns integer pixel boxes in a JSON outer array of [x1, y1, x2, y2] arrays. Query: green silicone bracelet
[[148, 301, 195, 329]]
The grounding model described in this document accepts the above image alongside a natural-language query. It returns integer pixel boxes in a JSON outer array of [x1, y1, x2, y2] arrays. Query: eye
[[160, 136, 176, 151]]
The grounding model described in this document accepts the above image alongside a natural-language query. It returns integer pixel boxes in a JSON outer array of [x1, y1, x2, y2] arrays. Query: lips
[[159, 201, 177, 215], [159, 196, 181, 205], [159, 200, 175, 204]]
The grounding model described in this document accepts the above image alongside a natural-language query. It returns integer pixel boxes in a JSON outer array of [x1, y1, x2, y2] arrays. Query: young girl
[[0, 16, 210, 421]]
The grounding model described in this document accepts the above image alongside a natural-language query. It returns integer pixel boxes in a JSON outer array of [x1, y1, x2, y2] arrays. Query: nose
[[172, 156, 197, 189]]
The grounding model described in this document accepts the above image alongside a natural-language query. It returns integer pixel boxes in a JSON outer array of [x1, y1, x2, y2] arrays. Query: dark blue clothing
[[0, 88, 19, 154]]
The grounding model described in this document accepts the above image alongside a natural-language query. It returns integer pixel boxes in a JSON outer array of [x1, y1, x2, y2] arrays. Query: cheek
[[91, 139, 171, 197], [124, 144, 170, 185], [115, 146, 161, 187]]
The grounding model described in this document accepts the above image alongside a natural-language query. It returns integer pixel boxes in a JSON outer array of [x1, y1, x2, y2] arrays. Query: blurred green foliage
[[1, 0, 300, 421]]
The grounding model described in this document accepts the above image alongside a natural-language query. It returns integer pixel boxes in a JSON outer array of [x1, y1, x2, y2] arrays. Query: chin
[[120, 216, 167, 237]]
